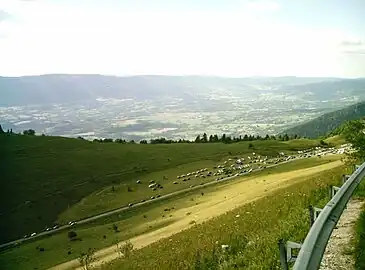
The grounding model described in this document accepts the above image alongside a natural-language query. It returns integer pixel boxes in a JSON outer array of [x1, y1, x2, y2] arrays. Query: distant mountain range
[[282, 101, 365, 138], [1, 74, 363, 106]]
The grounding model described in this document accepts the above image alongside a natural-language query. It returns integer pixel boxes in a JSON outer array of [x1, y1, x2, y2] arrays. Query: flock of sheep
[[130, 145, 343, 208]]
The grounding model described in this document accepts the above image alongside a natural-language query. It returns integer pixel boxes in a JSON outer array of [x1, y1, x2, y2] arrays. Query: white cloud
[[0, 0, 363, 77], [239, 0, 280, 13]]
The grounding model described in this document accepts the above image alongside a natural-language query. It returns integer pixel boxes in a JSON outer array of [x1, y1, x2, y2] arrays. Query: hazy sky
[[0, 0, 364, 77]]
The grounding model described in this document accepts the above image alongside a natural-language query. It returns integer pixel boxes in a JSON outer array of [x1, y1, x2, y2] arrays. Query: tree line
[[90, 133, 300, 144], [0, 124, 303, 145]]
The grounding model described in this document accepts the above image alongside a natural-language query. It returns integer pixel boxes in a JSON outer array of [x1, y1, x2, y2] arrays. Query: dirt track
[[49, 160, 342, 270]]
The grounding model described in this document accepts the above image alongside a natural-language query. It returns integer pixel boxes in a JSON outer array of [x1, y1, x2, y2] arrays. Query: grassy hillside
[[0, 156, 341, 270], [0, 134, 321, 244], [282, 101, 365, 138], [103, 165, 348, 270]]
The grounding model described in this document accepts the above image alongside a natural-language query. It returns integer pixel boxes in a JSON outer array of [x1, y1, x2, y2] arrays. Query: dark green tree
[[202, 133, 208, 143], [225, 136, 232, 143], [23, 129, 35, 135], [343, 120, 365, 160], [0, 124, 4, 134], [221, 134, 226, 142], [195, 135, 201, 143]]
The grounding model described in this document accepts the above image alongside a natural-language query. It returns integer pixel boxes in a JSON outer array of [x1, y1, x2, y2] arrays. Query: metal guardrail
[[278, 163, 365, 270]]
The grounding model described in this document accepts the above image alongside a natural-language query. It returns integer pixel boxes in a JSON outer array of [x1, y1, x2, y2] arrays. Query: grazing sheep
[[221, 244, 229, 251], [136, 180, 141, 184], [173, 181, 178, 184]]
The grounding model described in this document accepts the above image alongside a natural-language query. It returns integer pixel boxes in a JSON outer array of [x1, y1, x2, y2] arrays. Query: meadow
[[102, 164, 351, 270], [0, 156, 341, 270], [0, 134, 322, 244]]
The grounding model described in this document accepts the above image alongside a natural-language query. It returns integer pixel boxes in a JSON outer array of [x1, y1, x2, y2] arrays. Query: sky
[[0, 0, 364, 78]]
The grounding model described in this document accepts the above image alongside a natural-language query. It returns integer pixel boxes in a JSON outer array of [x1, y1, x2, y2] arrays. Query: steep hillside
[[282, 101, 365, 138], [0, 134, 321, 244]]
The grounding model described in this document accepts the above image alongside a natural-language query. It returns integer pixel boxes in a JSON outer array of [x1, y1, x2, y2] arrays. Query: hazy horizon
[[1, 73, 364, 80], [1, 0, 365, 78]]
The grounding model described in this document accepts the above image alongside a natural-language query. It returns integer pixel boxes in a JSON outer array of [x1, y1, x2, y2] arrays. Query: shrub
[[119, 240, 134, 258], [67, 231, 77, 241], [112, 224, 119, 232]]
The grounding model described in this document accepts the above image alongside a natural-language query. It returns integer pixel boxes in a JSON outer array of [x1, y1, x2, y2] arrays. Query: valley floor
[[50, 159, 343, 270]]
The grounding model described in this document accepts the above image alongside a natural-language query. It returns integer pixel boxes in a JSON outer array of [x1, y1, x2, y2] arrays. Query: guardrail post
[[331, 186, 341, 198], [342, 175, 351, 185], [309, 206, 314, 227], [287, 241, 303, 263], [309, 205, 323, 227], [278, 239, 289, 270]]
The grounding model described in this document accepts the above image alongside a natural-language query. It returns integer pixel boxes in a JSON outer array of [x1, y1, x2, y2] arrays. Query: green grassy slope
[[103, 165, 348, 270], [0, 156, 340, 270], [282, 101, 365, 138], [0, 134, 321, 244]]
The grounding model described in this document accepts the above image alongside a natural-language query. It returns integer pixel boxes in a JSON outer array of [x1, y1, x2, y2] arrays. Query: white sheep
[[221, 244, 229, 252]]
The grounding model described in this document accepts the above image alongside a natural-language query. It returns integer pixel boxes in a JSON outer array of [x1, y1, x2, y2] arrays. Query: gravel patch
[[320, 200, 364, 270]]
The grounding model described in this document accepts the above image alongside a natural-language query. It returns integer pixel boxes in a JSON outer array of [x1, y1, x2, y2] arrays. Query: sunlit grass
[[0, 156, 338, 270], [1, 134, 322, 244], [103, 165, 348, 270]]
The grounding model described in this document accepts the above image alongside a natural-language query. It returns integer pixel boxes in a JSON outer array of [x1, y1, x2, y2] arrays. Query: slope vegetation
[[0, 134, 320, 244], [103, 163, 347, 270], [283, 101, 365, 138]]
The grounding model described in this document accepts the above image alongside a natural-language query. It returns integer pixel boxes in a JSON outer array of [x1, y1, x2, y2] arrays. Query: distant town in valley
[[1, 75, 364, 141]]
